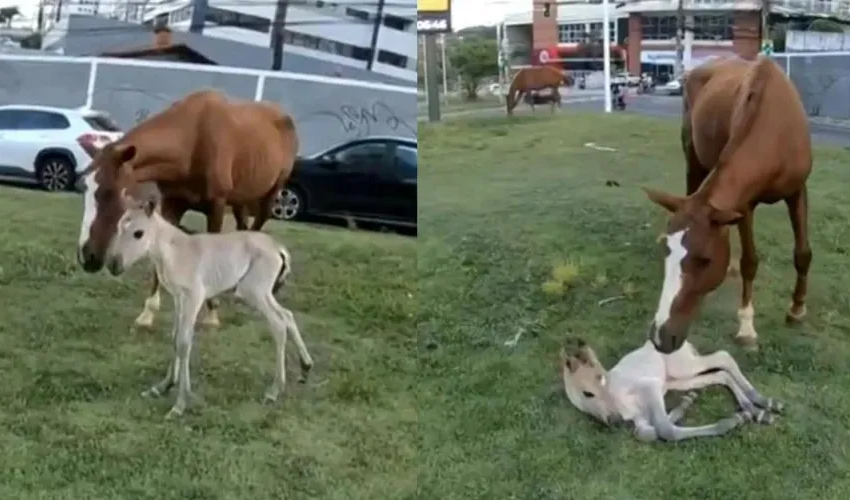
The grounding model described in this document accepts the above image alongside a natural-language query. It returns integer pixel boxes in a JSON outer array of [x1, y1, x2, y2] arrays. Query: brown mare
[[506, 66, 572, 116], [643, 56, 812, 354], [76, 89, 298, 329]]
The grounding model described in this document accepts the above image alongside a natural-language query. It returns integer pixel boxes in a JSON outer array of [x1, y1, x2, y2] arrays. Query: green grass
[[0, 187, 416, 499], [418, 113, 850, 499], [417, 93, 502, 117]]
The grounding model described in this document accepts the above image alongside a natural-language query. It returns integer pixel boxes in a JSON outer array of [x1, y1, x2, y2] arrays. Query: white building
[[118, 0, 416, 82]]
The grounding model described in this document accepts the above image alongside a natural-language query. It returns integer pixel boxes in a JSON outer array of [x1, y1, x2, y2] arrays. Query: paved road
[[570, 93, 850, 147], [432, 91, 850, 147]]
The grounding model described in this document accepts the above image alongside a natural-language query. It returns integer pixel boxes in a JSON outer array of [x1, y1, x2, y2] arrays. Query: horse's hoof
[[142, 387, 161, 398], [786, 304, 807, 324], [200, 313, 221, 329], [734, 335, 759, 352], [164, 407, 183, 420], [134, 312, 155, 328], [726, 263, 740, 278], [754, 410, 774, 425]]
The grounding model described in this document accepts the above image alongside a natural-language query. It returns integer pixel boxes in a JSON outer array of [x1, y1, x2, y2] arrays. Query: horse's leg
[[134, 198, 188, 328], [640, 383, 754, 441], [784, 187, 812, 323], [232, 205, 250, 230], [198, 199, 227, 328], [734, 209, 759, 350], [134, 272, 161, 328], [249, 183, 280, 232]]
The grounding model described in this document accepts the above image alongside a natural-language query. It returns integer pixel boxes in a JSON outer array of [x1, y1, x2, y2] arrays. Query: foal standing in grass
[[104, 184, 313, 418]]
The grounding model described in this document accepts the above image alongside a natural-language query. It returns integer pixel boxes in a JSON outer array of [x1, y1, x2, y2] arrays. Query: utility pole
[[602, 0, 612, 112], [674, 0, 685, 77], [761, 0, 770, 54], [423, 34, 441, 122]]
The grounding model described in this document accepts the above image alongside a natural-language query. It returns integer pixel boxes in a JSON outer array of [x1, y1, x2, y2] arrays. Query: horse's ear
[[143, 198, 157, 217], [113, 144, 137, 165], [642, 187, 685, 213], [80, 140, 101, 159]]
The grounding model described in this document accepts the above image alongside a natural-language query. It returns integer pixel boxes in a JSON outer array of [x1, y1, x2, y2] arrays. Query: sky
[[452, 0, 527, 31]]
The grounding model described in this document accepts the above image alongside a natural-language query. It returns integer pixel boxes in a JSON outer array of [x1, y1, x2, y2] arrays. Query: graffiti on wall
[[299, 101, 416, 140]]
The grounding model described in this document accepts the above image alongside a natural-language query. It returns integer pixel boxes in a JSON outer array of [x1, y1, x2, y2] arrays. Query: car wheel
[[272, 186, 307, 220], [36, 155, 75, 192]]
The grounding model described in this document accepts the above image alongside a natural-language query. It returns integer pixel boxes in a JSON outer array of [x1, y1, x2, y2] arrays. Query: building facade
[[505, 0, 849, 79], [133, 0, 416, 82], [42, 0, 416, 82]]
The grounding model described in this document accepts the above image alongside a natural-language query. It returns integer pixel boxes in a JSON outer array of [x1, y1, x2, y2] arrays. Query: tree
[[0, 6, 20, 26], [807, 19, 845, 33], [448, 37, 498, 101]]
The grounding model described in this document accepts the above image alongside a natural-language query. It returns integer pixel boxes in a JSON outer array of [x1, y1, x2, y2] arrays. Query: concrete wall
[[773, 53, 850, 121], [0, 55, 416, 156]]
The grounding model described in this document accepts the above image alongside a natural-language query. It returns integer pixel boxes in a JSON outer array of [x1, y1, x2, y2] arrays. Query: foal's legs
[[785, 187, 812, 323], [166, 292, 205, 419], [735, 209, 759, 349], [641, 384, 753, 442], [197, 199, 229, 328], [143, 294, 182, 398]]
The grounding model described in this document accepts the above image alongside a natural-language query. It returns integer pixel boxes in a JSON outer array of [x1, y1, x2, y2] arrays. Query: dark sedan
[[272, 137, 417, 229]]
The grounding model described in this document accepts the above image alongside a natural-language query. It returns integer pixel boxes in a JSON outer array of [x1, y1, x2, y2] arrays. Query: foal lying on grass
[[104, 184, 314, 419], [560, 338, 784, 442]]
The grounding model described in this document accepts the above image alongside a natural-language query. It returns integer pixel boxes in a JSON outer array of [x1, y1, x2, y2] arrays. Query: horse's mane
[[716, 56, 775, 167]]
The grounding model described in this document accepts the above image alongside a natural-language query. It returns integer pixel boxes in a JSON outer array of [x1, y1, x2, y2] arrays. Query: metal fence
[[0, 54, 417, 156], [773, 51, 850, 121]]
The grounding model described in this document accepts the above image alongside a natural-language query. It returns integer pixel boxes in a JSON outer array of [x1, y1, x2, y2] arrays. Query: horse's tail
[[272, 244, 291, 295], [717, 56, 774, 165], [506, 71, 522, 115]]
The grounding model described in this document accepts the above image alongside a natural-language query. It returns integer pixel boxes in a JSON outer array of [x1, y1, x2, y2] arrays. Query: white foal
[[560, 338, 783, 442], [104, 187, 314, 419]]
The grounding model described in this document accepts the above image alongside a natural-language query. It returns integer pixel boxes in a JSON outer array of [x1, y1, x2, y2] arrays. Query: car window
[[336, 142, 388, 170], [395, 145, 417, 174], [0, 110, 16, 130], [84, 114, 121, 132], [17, 111, 71, 130]]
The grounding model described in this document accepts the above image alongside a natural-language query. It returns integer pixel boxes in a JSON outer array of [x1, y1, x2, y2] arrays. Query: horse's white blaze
[[78, 172, 99, 248], [653, 229, 688, 331]]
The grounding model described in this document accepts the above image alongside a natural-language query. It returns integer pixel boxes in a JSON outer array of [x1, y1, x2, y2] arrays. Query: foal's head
[[643, 187, 743, 353], [560, 339, 621, 427], [103, 184, 161, 277], [76, 142, 139, 273]]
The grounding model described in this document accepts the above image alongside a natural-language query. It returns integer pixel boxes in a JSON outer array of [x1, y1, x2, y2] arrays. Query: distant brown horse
[[642, 56, 812, 354], [76, 89, 298, 329], [506, 66, 572, 116]]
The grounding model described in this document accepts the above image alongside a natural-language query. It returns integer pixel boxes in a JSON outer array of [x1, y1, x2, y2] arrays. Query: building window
[[693, 14, 733, 40], [558, 23, 585, 43], [283, 30, 373, 62], [588, 21, 616, 42], [641, 15, 677, 41], [205, 6, 272, 34], [377, 49, 408, 68], [383, 13, 413, 31], [170, 4, 192, 23], [345, 7, 371, 22]]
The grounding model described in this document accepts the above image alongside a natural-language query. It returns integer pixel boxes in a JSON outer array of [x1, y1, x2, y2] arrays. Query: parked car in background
[[661, 76, 684, 96], [0, 105, 122, 191], [611, 72, 641, 87], [274, 137, 417, 230]]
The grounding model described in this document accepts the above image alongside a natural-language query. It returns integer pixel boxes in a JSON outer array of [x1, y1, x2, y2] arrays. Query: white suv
[[0, 105, 123, 191]]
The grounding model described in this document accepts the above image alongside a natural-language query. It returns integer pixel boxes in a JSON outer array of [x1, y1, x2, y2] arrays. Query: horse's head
[[104, 183, 161, 277], [643, 187, 743, 354], [560, 338, 621, 427], [76, 141, 139, 272]]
